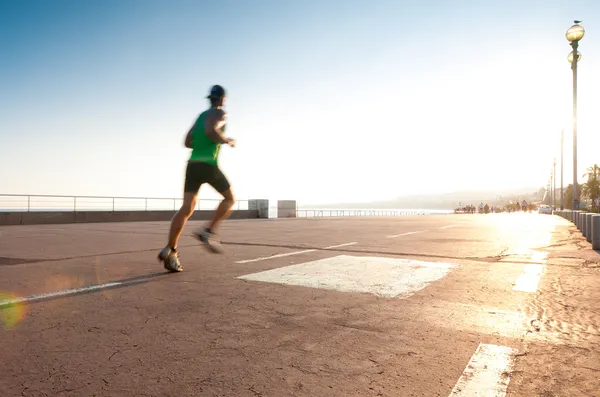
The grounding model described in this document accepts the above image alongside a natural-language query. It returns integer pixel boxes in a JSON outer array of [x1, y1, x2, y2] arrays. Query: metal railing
[[0, 194, 249, 212], [0, 194, 452, 217], [295, 209, 451, 217]]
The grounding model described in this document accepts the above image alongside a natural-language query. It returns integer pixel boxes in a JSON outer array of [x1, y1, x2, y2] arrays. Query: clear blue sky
[[1, 0, 599, 204]]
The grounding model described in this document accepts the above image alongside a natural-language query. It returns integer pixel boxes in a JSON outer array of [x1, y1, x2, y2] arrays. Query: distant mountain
[[302, 187, 545, 210]]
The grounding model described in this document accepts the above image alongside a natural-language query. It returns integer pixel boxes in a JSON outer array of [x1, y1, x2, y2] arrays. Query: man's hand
[[225, 137, 236, 148]]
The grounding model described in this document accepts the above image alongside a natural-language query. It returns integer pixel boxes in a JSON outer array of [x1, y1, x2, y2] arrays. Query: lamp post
[[548, 171, 554, 207], [553, 158, 556, 210], [566, 21, 584, 210], [560, 129, 564, 210]]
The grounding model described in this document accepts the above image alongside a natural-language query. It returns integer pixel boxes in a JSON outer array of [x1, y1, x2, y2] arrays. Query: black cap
[[207, 85, 226, 99]]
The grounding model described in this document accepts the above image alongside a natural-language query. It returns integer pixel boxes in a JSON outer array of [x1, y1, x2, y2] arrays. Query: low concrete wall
[[0, 210, 259, 226], [561, 210, 600, 249]]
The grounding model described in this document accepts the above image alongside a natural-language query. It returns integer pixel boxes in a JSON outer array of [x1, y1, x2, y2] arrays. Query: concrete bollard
[[585, 213, 591, 240], [593, 215, 600, 250], [249, 199, 270, 218], [580, 212, 587, 232], [587, 213, 594, 243], [277, 200, 297, 218]]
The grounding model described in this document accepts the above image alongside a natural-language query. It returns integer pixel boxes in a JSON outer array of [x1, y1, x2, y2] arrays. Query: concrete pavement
[[1, 213, 599, 396]]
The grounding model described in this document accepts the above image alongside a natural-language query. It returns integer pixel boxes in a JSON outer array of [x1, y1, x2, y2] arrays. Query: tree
[[563, 183, 581, 210], [582, 164, 600, 212], [584, 164, 600, 180]]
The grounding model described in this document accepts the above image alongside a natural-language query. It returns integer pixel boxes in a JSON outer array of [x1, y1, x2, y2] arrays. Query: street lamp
[[553, 158, 556, 210], [560, 129, 564, 210], [566, 21, 584, 210]]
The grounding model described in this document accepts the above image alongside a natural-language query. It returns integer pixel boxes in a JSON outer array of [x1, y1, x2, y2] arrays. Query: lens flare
[[0, 292, 27, 330]]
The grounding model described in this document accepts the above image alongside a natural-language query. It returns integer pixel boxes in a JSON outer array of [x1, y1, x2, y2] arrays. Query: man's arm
[[184, 124, 194, 148], [184, 115, 202, 148], [204, 109, 231, 145]]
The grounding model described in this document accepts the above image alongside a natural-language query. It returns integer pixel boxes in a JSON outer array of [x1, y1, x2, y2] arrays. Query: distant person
[[158, 85, 237, 272]]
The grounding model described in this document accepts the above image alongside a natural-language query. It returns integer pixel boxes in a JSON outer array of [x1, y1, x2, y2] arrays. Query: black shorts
[[184, 161, 231, 194]]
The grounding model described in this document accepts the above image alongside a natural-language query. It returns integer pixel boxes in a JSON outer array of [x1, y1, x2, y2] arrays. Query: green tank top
[[189, 109, 223, 165]]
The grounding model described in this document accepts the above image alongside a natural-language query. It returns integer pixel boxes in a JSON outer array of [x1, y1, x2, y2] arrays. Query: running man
[[158, 85, 236, 272]]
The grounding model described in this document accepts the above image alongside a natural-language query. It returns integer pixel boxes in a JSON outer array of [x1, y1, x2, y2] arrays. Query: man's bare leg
[[158, 192, 197, 272], [168, 192, 198, 249], [195, 188, 235, 253], [207, 188, 235, 233]]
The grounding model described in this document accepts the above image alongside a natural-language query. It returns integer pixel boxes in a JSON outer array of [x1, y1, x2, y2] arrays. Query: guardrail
[[0, 194, 249, 212], [296, 209, 449, 217]]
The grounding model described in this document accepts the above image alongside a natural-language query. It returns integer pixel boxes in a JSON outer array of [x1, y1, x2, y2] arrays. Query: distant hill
[[302, 187, 546, 210]]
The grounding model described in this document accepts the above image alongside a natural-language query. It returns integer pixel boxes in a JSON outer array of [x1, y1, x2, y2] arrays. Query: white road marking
[[512, 251, 547, 293], [0, 282, 122, 306], [235, 249, 316, 264], [386, 230, 427, 238], [235, 242, 356, 264], [238, 255, 456, 298], [529, 251, 548, 263], [512, 264, 544, 293], [324, 242, 357, 249], [440, 224, 459, 229], [408, 302, 528, 339], [449, 343, 518, 397]]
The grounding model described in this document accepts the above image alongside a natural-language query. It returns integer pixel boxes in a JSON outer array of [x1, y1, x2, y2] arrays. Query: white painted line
[[235, 242, 356, 264], [529, 251, 548, 263], [512, 251, 547, 293], [0, 282, 122, 306], [324, 242, 357, 249], [512, 264, 544, 293], [449, 343, 518, 397], [238, 255, 457, 298], [386, 230, 427, 238], [440, 224, 459, 229], [235, 249, 316, 264]]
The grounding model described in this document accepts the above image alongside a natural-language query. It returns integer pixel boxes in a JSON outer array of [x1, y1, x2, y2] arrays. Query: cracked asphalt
[[0, 213, 599, 396]]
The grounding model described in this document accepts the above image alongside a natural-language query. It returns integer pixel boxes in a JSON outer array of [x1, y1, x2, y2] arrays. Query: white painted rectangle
[[449, 343, 518, 397], [237, 255, 456, 298]]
